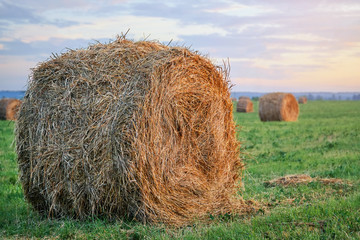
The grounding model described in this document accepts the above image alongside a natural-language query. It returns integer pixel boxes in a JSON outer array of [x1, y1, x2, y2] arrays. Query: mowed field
[[0, 100, 359, 239]]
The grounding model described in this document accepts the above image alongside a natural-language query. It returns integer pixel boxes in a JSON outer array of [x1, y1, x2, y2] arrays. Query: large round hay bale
[[16, 37, 245, 226], [236, 97, 253, 113], [258, 92, 299, 121], [298, 96, 307, 104], [0, 98, 22, 120]]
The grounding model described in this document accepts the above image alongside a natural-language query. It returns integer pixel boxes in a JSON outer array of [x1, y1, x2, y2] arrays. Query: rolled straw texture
[[0, 98, 22, 120], [16, 37, 246, 226], [258, 92, 299, 121], [236, 97, 253, 113]]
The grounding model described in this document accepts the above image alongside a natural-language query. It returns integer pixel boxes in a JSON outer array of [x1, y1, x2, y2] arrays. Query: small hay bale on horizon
[[238, 96, 250, 101], [258, 92, 299, 122], [236, 96, 253, 113], [298, 96, 307, 104], [16, 36, 249, 226], [0, 98, 22, 120]]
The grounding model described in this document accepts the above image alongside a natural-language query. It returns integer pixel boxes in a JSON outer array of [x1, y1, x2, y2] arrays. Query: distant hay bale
[[16, 36, 248, 226], [236, 97, 253, 113], [231, 97, 237, 102], [0, 98, 22, 120], [298, 96, 307, 104], [259, 92, 299, 121], [238, 96, 250, 101]]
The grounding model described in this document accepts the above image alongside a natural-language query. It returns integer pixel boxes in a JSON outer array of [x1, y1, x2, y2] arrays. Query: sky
[[0, 0, 359, 92]]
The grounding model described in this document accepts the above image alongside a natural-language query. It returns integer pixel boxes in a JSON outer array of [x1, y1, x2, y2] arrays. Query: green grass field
[[1, 100, 359, 239]]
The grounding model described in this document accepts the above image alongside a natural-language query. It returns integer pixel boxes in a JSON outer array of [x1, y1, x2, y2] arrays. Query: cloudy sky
[[0, 0, 359, 92]]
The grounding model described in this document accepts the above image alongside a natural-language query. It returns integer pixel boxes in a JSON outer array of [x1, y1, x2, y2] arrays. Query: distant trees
[[353, 94, 360, 100], [316, 95, 323, 100], [306, 93, 360, 101]]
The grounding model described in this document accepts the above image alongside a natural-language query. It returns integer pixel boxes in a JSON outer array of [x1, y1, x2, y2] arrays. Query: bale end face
[[0, 98, 22, 120], [236, 97, 253, 113], [259, 92, 299, 121], [298, 96, 307, 104]]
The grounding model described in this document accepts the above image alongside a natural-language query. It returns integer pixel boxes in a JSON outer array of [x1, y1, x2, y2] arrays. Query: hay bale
[[298, 96, 307, 104], [16, 36, 247, 226], [0, 98, 22, 120], [236, 97, 253, 113], [259, 92, 299, 121], [238, 96, 250, 101]]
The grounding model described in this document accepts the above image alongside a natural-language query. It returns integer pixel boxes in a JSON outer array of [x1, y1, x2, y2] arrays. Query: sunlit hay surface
[[0, 98, 22, 120], [16, 36, 248, 226], [298, 96, 307, 104], [258, 92, 299, 122], [236, 97, 253, 113]]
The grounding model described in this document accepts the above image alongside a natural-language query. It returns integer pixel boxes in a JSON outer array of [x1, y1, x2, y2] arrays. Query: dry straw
[[264, 174, 351, 187], [16, 36, 251, 226], [0, 98, 22, 120], [236, 96, 253, 113], [264, 174, 313, 187], [258, 92, 299, 122], [298, 96, 307, 104]]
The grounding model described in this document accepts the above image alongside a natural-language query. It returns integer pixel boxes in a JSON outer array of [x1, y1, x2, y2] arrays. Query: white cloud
[[266, 44, 324, 52], [236, 23, 281, 34], [1, 15, 228, 43], [1, 0, 360, 91], [264, 33, 334, 42], [316, 3, 360, 13], [205, 3, 278, 17]]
